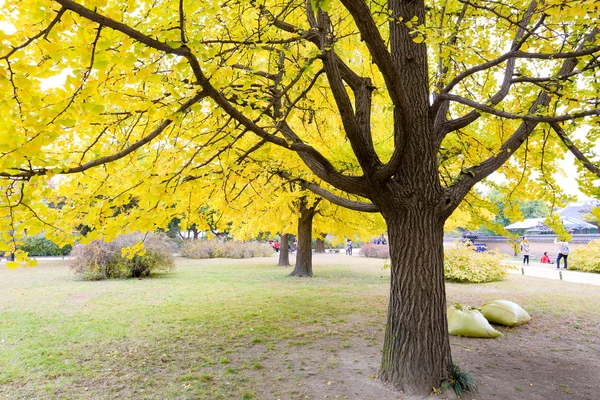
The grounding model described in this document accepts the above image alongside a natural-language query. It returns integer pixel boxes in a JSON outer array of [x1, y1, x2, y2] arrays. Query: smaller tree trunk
[[289, 204, 316, 277], [278, 234, 290, 266], [315, 235, 326, 253]]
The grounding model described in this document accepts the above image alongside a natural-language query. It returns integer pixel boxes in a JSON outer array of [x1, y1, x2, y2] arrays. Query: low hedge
[[444, 242, 512, 283], [359, 243, 390, 259], [569, 240, 600, 273], [180, 239, 273, 259], [70, 233, 175, 280]]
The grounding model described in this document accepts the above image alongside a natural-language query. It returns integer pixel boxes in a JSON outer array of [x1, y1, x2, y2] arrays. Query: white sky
[[558, 153, 595, 200]]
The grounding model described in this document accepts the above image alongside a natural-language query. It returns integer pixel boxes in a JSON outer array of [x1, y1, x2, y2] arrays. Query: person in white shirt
[[520, 237, 530, 266], [554, 238, 570, 270]]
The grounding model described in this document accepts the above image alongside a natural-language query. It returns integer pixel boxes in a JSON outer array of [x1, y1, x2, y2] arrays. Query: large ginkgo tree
[[1, 0, 599, 394]]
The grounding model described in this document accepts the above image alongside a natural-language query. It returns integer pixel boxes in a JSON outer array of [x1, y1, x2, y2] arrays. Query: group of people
[[268, 239, 298, 253], [269, 240, 280, 252], [519, 236, 570, 270], [373, 236, 387, 245]]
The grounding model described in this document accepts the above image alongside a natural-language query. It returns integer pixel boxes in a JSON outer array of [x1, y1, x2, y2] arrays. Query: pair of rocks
[[448, 300, 531, 338]]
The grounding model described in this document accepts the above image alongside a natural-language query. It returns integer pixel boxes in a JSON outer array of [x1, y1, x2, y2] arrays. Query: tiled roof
[[558, 201, 600, 222]]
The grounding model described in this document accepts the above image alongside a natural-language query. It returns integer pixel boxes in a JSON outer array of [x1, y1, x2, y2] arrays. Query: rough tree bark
[[289, 201, 318, 277], [315, 234, 326, 253], [278, 233, 290, 266], [378, 205, 452, 393], [366, 0, 454, 393], [369, 120, 453, 393]]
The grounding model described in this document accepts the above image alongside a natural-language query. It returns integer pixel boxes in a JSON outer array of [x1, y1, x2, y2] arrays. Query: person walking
[[555, 237, 570, 270], [346, 239, 353, 256], [520, 237, 530, 266]]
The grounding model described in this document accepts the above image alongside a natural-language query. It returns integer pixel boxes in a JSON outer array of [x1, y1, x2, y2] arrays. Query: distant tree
[[488, 190, 549, 228]]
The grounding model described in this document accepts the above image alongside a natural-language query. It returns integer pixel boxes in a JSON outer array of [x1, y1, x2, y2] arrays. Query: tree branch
[[202, 82, 372, 197], [438, 42, 600, 97], [54, 0, 207, 84], [277, 171, 378, 212], [0, 91, 208, 180], [179, 0, 186, 44], [317, 12, 381, 172], [53, 0, 372, 198], [551, 122, 600, 178], [444, 27, 599, 213], [1, 8, 66, 60], [261, 5, 369, 91], [439, 92, 600, 123], [338, 0, 406, 111], [435, 1, 544, 136], [300, 180, 378, 212]]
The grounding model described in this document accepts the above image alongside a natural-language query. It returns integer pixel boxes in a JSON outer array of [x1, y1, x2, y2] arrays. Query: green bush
[[444, 242, 512, 283], [70, 233, 175, 280], [569, 240, 600, 273], [18, 235, 72, 257], [180, 239, 273, 259]]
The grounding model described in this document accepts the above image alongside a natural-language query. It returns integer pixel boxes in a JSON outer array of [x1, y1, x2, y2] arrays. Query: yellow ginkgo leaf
[[6, 261, 20, 270]]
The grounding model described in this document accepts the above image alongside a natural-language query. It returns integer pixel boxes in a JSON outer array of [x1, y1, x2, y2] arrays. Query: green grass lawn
[[1, 256, 599, 399], [0, 257, 391, 399]]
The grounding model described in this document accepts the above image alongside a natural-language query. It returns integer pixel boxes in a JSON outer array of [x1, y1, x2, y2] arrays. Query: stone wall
[[443, 235, 600, 258]]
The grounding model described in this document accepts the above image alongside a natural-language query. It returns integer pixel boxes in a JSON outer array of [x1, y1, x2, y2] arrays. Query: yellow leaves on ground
[[5, 261, 20, 270]]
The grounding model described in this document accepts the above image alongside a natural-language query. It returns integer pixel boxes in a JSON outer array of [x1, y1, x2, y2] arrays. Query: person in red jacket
[[273, 240, 280, 253], [540, 252, 551, 264]]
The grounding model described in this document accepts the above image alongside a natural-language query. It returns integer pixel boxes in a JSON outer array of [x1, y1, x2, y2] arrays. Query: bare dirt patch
[[245, 258, 600, 400], [243, 308, 598, 400]]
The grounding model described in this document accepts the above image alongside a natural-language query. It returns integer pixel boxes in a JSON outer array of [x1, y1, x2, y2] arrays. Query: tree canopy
[[1, 0, 599, 394]]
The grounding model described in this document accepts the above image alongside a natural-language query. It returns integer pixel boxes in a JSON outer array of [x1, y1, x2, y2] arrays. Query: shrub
[[18, 234, 72, 257], [569, 240, 600, 273], [446, 363, 477, 396], [180, 239, 273, 259], [359, 243, 390, 259], [444, 242, 512, 283], [70, 233, 175, 280]]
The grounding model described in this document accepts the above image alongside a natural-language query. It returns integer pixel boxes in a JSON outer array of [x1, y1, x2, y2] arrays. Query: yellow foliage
[[0, 0, 597, 269], [120, 242, 147, 260], [544, 213, 572, 242], [569, 240, 600, 273], [5, 261, 20, 270], [444, 242, 513, 283]]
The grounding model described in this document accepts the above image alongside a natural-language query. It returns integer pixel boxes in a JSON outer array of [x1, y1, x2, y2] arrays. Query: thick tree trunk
[[289, 207, 315, 277], [378, 206, 452, 394], [278, 233, 290, 266], [315, 235, 326, 253]]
